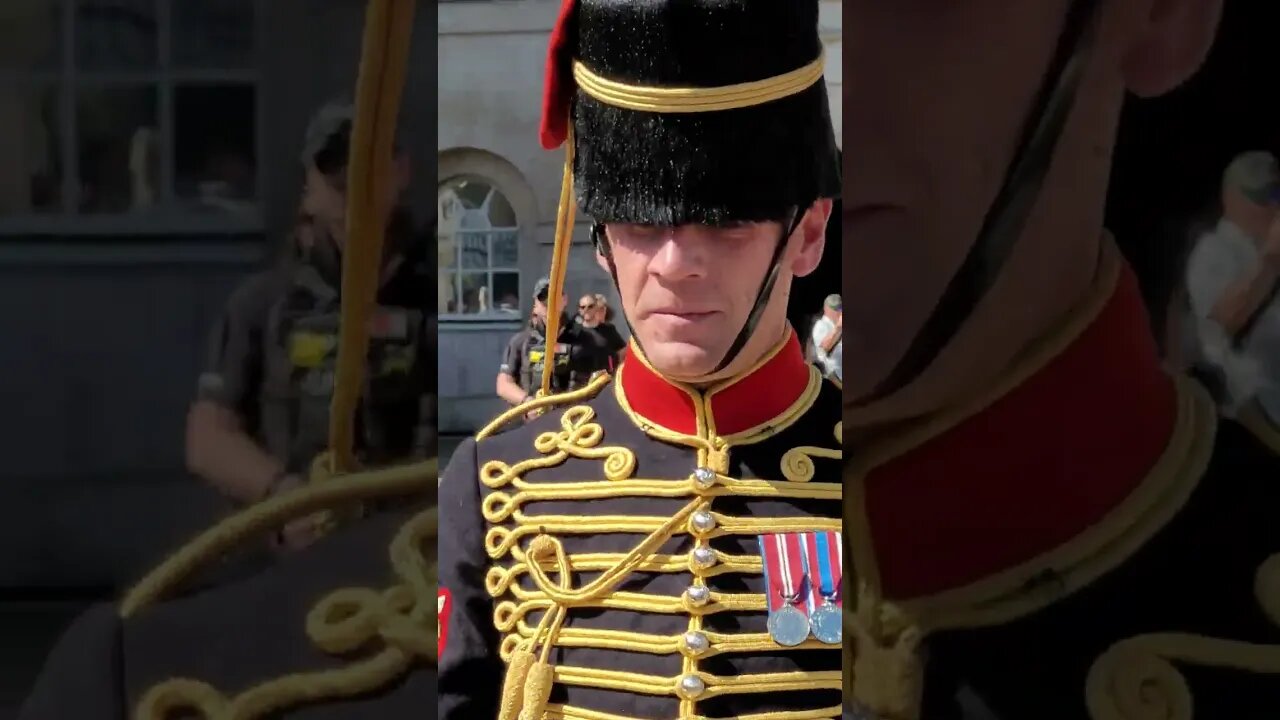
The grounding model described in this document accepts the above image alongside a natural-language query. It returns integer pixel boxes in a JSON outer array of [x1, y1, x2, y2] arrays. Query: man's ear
[[1120, 0, 1223, 98], [594, 226, 613, 274], [789, 198, 831, 279]]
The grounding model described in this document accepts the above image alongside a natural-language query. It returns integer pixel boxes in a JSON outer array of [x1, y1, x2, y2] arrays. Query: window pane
[[77, 86, 158, 213], [492, 272, 521, 315], [455, 272, 491, 315], [492, 229, 517, 267], [172, 0, 254, 69], [449, 178, 489, 210], [458, 230, 490, 269], [0, 1, 62, 71], [0, 84, 61, 215], [174, 84, 257, 213], [439, 176, 520, 227], [76, 0, 158, 71], [438, 231, 457, 270], [440, 272, 459, 314], [488, 187, 516, 227]]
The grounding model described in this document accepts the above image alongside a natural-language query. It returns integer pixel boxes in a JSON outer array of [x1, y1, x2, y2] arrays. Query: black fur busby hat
[[540, 0, 841, 226]]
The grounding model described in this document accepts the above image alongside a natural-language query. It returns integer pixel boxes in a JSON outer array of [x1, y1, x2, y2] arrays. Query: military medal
[[803, 531, 843, 645], [760, 533, 810, 647]]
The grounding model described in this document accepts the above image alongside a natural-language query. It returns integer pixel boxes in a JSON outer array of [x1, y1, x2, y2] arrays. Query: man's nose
[[649, 231, 710, 280]]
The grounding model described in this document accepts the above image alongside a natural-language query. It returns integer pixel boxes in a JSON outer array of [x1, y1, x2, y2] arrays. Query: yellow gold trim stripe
[[504, 623, 833, 658], [544, 702, 843, 720], [574, 54, 825, 114], [552, 665, 841, 697]]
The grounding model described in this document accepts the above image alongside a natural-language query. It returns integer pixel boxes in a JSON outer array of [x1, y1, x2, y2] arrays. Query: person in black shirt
[[497, 277, 595, 410], [577, 292, 627, 372], [186, 100, 434, 549]]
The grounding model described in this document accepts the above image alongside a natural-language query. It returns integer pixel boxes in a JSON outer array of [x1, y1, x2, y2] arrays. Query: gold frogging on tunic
[[1084, 552, 1280, 720], [480, 365, 842, 720]]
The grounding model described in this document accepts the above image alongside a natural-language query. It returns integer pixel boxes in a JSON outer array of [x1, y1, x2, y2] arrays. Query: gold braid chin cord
[[123, 2, 439, 718]]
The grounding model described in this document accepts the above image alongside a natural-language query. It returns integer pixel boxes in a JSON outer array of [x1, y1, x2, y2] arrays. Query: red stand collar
[[865, 263, 1178, 600], [618, 330, 814, 437]]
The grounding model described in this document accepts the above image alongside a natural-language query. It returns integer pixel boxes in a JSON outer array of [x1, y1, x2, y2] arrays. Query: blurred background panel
[[0, 0, 433, 714]]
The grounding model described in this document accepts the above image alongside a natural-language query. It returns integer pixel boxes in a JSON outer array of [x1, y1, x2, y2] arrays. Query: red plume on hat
[[540, 0, 578, 150]]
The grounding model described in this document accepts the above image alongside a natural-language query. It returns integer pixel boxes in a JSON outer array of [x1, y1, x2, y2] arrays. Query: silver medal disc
[[767, 604, 811, 647], [810, 601, 842, 645]]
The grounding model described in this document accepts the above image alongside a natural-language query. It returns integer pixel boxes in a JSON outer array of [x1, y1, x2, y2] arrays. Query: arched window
[[437, 175, 521, 319]]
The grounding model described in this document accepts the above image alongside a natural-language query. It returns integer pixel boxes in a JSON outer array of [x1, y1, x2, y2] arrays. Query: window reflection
[[0, 0, 263, 225], [75, 0, 158, 71], [175, 83, 257, 216], [77, 86, 157, 213], [172, 0, 254, 69], [0, 84, 61, 215]]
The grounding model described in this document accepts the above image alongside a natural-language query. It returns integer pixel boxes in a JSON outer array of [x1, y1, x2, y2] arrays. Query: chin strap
[[852, 0, 1102, 406], [593, 209, 806, 374]]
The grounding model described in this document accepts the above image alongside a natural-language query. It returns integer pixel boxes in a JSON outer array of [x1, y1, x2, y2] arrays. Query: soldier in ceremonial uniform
[[843, 1, 1280, 719], [437, 1, 843, 719]]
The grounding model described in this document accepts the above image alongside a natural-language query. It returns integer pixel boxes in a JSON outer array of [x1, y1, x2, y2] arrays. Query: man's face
[[843, 1, 1077, 394], [533, 292, 567, 322], [304, 164, 348, 243], [843, 0, 1222, 404], [302, 153, 410, 246], [578, 296, 598, 324], [602, 201, 829, 382]]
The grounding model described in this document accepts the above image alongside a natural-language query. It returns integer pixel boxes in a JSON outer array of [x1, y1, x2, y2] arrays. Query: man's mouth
[[651, 309, 718, 320]]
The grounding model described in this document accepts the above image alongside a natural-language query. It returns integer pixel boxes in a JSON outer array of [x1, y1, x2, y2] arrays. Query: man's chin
[[639, 341, 722, 383]]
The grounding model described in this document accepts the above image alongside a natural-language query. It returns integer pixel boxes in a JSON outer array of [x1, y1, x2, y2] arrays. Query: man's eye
[[616, 225, 663, 242]]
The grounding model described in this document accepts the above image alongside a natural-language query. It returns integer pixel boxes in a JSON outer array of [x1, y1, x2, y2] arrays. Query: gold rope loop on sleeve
[[573, 52, 825, 114]]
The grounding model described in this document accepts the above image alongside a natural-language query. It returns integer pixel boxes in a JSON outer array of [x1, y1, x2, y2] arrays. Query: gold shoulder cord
[[124, 2, 438, 719]]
